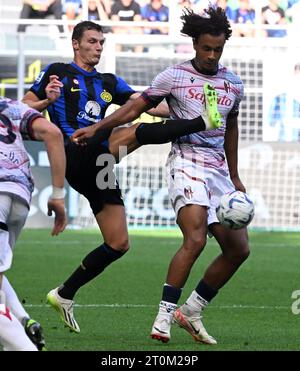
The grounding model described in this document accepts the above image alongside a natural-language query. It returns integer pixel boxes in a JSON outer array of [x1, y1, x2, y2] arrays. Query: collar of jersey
[[191, 59, 219, 76], [71, 61, 98, 76]]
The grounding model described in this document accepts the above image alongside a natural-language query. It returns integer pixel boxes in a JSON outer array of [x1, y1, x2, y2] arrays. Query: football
[[216, 191, 255, 230]]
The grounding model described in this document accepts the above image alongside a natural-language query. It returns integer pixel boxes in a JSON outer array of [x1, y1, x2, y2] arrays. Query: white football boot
[[47, 287, 80, 333], [150, 301, 177, 343], [173, 307, 217, 345]]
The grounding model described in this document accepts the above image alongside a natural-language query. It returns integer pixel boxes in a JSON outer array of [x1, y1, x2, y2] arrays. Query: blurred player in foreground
[[0, 97, 66, 351]]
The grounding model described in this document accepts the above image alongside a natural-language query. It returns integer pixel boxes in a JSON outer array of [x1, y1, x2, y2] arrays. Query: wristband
[[50, 186, 65, 199]]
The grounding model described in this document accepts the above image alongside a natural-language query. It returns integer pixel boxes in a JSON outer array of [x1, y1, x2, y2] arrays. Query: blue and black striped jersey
[[30, 62, 135, 142]]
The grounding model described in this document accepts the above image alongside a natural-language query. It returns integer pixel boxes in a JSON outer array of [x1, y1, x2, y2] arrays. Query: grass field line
[[23, 303, 290, 310], [19, 240, 177, 245], [18, 240, 296, 248]]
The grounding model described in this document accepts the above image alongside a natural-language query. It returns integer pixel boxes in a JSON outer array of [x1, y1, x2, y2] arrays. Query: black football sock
[[161, 284, 182, 305], [195, 280, 218, 302], [135, 115, 206, 145], [58, 243, 125, 300]]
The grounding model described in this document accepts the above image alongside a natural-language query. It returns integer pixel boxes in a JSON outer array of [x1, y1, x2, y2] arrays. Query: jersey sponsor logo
[[77, 111, 99, 123], [85, 101, 100, 116], [77, 101, 101, 123], [186, 88, 232, 106], [100, 90, 112, 103], [71, 87, 82, 92], [35, 71, 45, 84]]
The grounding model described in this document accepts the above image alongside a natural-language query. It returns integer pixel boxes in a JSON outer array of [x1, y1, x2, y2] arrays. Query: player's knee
[[183, 235, 207, 257], [240, 247, 250, 262], [226, 245, 250, 265], [109, 238, 130, 253]]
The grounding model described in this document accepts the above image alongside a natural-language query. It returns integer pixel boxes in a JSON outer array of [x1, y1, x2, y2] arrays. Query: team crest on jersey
[[184, 186, 193, 199], [35, 71, 45, 84], [100, 90, 112, 103], [73, 79, 79, 85], [224, 81, 231, 93]]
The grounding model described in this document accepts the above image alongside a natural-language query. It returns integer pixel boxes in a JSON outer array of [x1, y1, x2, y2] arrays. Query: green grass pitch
[[6, 229, 300, 351]]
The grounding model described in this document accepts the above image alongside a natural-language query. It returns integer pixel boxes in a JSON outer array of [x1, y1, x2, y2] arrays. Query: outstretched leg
[[108, 84, 222, 160], [109, 124, 141, 161], [108, 114, 223, 161]]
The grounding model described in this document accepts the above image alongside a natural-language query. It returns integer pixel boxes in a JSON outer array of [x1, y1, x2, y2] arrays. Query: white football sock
[[158, 300, 177, 319], [2, 276, 29, 322], [180, 290, 208, 316]]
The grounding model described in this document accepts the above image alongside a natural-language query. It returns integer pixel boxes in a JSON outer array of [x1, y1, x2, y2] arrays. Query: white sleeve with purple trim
[[0, 97, 42, 205]]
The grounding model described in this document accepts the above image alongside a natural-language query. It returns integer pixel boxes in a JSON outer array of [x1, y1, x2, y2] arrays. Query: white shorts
[[166, 153, 235, 225], [0, 193, 29, 273]]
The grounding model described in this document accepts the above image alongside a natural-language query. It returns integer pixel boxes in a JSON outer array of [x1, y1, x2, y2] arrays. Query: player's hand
[[47, 198, 67, 236], [71, 126, 97, 145], [46, 75, 63, 104], [231, 175, 246, 193]]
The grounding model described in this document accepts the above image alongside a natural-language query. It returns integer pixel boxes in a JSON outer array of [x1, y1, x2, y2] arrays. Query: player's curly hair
[[181, 6, 232, 41], [72, 21, 103, 42]]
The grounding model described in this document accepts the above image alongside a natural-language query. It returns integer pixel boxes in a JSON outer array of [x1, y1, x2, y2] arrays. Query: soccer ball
[[216, 191, 255, 230]]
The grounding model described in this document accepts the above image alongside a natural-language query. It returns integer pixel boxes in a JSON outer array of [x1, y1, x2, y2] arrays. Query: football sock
[[158, 300, 177, 316], [181, 282, 218, 316], [58, 243, 125, 300], [2, 276, 29, 322], [161, 283, 182, 304], [180, 290, 208, 316], [195, 279, 218, 302], [135, 115, 207, 145]]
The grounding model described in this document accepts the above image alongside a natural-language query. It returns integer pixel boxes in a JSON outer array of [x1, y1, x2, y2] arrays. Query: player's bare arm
[[31, 117, 67, 235], [224, 115, 245, 192], [22, 75, 63, 112], [128, 92, 170, 118]]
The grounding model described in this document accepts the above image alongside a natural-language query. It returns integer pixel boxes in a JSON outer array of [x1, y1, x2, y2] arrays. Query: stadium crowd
[[14, 0, 300, 38]]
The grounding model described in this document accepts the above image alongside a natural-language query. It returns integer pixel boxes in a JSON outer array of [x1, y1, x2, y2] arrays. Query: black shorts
[[65, 137, 124, 216]]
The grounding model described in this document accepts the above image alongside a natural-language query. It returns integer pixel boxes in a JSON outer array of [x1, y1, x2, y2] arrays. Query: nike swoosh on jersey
[[71, 87, 82, 92]]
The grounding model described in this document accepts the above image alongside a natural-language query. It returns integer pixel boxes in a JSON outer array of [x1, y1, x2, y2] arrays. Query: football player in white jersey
[[0, 97, 67, 351], [71, 6, 249, 345]]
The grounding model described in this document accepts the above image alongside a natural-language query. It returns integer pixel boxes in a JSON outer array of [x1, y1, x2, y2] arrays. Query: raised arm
[[22, 75, 63, 112], [31, 117, 67, 235]]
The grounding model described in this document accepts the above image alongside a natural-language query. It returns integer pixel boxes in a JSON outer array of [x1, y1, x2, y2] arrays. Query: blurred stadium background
[[1, 0, 300, 352], [1, 0, 300, 231]]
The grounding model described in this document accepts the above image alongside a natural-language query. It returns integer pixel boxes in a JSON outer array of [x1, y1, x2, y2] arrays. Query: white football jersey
[[0, 97, 42, 205], [143, 60, 244, 167]]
